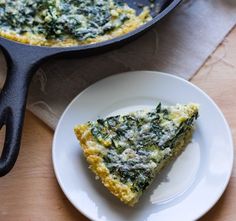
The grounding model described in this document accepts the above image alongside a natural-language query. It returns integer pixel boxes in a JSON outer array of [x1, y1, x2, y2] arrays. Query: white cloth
[[1, 0, 236, 129]]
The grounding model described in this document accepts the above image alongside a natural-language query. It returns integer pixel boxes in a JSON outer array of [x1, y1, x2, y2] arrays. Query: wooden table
[[1, 26, 236, 221]]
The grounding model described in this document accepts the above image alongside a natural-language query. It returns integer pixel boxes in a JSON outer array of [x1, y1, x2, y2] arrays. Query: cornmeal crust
[[75, 124, 139, 205], [74, 104, 198, 206]]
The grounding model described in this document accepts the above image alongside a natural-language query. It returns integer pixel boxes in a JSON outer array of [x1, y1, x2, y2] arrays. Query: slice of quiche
[[74, 103, 199, 206]]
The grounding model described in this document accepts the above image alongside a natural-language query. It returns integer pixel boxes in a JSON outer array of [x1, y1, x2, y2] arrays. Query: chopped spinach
[[89, 103, 198, 193], [0, 0, 135, 41]]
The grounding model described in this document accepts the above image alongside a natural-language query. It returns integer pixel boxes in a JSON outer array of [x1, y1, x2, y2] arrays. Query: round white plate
[[52, 71, 233, 221]]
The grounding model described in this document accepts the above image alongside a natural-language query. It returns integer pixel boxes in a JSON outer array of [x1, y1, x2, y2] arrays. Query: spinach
[[91, 103, 197, 193], [0, 0, 132, 41]]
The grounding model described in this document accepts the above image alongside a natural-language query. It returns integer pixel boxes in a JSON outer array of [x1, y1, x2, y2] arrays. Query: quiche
[[0, 0, 151, 46], [74, 103, 199, 206]]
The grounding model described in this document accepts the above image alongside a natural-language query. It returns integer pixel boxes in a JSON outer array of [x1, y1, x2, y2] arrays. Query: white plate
[[52, 71, 233, 221]]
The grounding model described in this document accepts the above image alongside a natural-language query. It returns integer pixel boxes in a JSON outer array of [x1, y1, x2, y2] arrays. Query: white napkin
[[1, 0, 236, 129]]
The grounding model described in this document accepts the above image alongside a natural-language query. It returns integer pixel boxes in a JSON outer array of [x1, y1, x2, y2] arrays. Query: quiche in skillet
[[74, 103, 199, 206], [0, 0, 151, 46]]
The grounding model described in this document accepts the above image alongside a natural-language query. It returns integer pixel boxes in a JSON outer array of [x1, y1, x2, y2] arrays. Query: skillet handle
[[0, 46, 37, 176]]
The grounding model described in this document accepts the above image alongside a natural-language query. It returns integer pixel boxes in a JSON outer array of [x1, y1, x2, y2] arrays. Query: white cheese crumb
[[121, 148, 137, 160], [140, 123, 151, 134], [86, 141, 108, 155]]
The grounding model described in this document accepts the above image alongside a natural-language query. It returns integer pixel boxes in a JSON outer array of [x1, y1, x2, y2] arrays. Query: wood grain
[[1, 27, 236, 221], [0, 112, 88, 221], [193, 26, 236, 221]]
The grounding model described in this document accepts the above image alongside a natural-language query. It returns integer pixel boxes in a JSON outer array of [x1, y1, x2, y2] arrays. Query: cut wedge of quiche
[[74, 103, 199, 206]]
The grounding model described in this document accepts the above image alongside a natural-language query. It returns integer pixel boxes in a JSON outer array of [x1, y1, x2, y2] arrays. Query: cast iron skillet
[[0, 0, 181, 176]]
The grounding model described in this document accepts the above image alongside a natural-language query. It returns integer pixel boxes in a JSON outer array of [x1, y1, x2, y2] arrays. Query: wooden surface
[[1, 27, 236, 221]]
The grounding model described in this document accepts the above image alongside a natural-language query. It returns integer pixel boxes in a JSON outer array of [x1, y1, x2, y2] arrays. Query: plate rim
[[52, 70, 234, 221]]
